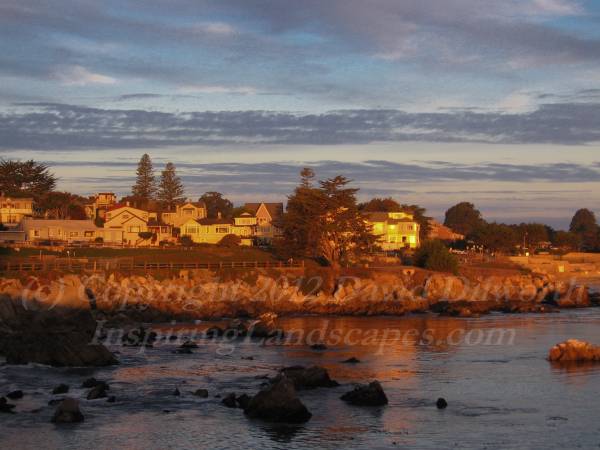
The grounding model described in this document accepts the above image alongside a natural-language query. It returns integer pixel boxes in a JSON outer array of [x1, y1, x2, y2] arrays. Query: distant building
[[364, 211, 420, 250], [161, 201, 207, 228], [103, 204, 169, 246], [181, 212, 256, 246], [19, 218, 100, 243], [0, 195, 34, 227], [243, 202, 283, 244], [85, 193, 117, 221], [428, 219, 464, 242]]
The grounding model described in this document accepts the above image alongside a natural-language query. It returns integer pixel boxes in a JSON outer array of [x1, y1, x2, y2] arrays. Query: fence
[[0, 258, 304, 273]]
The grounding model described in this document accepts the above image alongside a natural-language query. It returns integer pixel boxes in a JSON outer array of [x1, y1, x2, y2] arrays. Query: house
[[85, 193, 117, 221], [181, 212, 255, 246], [0, 195, 34, 227], [103, 204, 169, 246], [161, 201, 207, 228], [428, 219, 464, 242], [364, 211, 420, 250], [243, 202, 283, 244], [19, 218, 100, 243]]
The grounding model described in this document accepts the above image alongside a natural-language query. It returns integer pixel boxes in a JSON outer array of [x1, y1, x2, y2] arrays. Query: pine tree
[[157, 162, 184, 209], [131, 154, 156, 205]]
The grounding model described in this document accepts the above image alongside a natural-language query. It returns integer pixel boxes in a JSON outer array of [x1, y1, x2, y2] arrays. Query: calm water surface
[[1, 309, 600, 450]]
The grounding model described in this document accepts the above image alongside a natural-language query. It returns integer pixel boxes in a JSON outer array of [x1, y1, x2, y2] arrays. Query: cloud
[[176, 85, 258, 95], [52, 65, 117, 86], [191, 21, 237, 36], [530, 0, 582, 15], [2, 101, 600, 149]]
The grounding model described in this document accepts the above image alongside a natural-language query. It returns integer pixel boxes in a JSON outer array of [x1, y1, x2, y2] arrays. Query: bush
[[218, 234, 241, 247], [414, 240, 459, 274], [94, 237, 104, 243], [138, 231, 154, 241], [180, 235, 194, 247]]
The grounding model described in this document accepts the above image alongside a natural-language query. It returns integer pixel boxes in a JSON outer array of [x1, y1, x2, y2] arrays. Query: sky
[[2, 0, 600, 228]]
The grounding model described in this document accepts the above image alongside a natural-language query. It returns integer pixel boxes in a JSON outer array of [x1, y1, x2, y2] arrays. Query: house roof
[[20, 218, 99, 230], [244, 202, 283, 220], [196, 217, 233, 225], [363, 212, 416, 224], [0, 195, 34, 201]]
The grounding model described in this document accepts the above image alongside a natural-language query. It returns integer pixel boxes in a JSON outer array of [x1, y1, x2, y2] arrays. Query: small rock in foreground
[[193, 389, 209, 398], [52, 384, 69, 395], [277, 366, 339, 390], [7, 390, 23, 400], [436, 398, 448, 409], [52, 398, 84, 423], [548, 339, 600, 362], [244, 378, 312, 423], [340, 381, 388, 406]]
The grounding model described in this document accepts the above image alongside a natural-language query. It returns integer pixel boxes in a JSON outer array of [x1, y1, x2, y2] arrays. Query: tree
[[470, 222, 518, 253], [200, 192, 233, 218], [552, 231, 580, 252], [359, 197, 401, 212], [569, 208, 599, 251], [131, 154, 156, 205], [279, 171, 376, 268], [414, 240, 458, 274], [444, 202, 484, 236], [514, 223, 551, 249], [0, 159, 56, 201], [157, 162, 184, 210], [38, 191, 87, 219]]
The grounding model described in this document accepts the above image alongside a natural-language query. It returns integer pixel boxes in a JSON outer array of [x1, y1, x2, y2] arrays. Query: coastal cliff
[[0, 268, 594, 323]]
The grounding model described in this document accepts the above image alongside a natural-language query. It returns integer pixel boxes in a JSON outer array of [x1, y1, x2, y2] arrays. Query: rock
[[173, 388, 181, 396], [82, 377, 100, 388], [244, 378, 312, 423], [87, 383, 108, 400], [0, 397, 16, 413], [342, 357, 360, 364], [236, 393, 251, 409], [222, 393, 237, 408], [205, 327, 224, 338], [436, 398, 448, 409], [179, 341, 199, 349], [310, 343, 328, 351], [556, 286, 591, 308], [340, 381, 388, 406], [277, 366, 339, 390], [51, 397, 84, 423], [52, 384, 69, 395], [6, 390, 23, 400], [174, 347, 193, 354], [224, 319, 248, 337], [193, 389, 209, 398], [107, 396, 116, 403], [548, 339, 600, 362], [122, 326, 157, 346]]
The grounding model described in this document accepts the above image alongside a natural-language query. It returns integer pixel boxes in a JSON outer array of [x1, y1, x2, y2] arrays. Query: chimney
[[126, 201, 130, 207], [217, 211, 222, 219]]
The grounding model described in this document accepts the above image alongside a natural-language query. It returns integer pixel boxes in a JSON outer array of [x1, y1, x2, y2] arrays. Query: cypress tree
[[157, 162, 184, 209], [131, 153, 156, 205]]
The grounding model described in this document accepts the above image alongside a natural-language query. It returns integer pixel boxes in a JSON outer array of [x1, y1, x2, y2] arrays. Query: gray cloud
[[2, 101, 600, 149]]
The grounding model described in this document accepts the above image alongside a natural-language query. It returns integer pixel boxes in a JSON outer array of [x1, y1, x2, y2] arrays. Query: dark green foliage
[[470, 222, 519, 253], [131, 154, 156, 204], [0, 159, 57, 201], [138, 231, 155, 241], [414, 240, 459, 274], [157, 162, 184, 209], [200, 192, 233, 218], [444, 202, 484, 236], [219, 234, 242, 247], [180, 235, 194, 247], [569, 208, 599, 251]]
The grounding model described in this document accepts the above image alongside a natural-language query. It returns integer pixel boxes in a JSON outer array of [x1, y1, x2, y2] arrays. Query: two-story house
[[243, 202, 283, 244], [0, 195, 34, 227], [161, 201, 207, 228], [364, 211, 420, 250], [181, 212, 256, 246], [103, 204, 169, 246], [85, 192, 117, 221]]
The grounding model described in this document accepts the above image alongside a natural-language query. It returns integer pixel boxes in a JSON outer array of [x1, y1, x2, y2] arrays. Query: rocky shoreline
[[0, 268, 596, 325]]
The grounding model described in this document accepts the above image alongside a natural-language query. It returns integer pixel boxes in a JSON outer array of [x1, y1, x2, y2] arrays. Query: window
[[84, 231, 94, 237], [70, 231, 79, 237], [216, 227, 228, 233], [129, 226, 140, 233], [183, 208, 193, 215], [33, 230, 40, 237]]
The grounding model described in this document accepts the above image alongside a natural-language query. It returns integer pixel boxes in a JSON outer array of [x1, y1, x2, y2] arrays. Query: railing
[[0, 259, 304, 273]]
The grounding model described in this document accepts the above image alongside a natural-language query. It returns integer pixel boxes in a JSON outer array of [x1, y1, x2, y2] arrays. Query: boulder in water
[[0, 397, 16, 413], [222, 393, 237, 408], [548, 339, 600, 362], [6, 390, 23, 400], [277, 366, 339, 390], [436, 398, 448, 409], [87, 383, 108, 400], [52, 384, 69, 395], [340, 381, 388, 406], [193, 388, 209, 398], [51, 397, 84, 423], [244, 378, 312, 423]]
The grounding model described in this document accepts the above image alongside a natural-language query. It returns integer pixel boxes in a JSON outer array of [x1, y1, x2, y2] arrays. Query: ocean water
[[1, 310, 600, 450]]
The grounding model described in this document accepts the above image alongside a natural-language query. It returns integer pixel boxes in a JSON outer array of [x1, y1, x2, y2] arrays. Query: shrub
[[414, 240, 459, 274], [180, 235, 194, 247], [138, 231, 155, 241], [94, 237, 104, 243], [218, 234, 241, 247]]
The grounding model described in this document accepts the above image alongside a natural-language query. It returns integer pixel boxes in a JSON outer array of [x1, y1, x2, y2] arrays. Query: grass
[[0, 245, 280, 263]]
